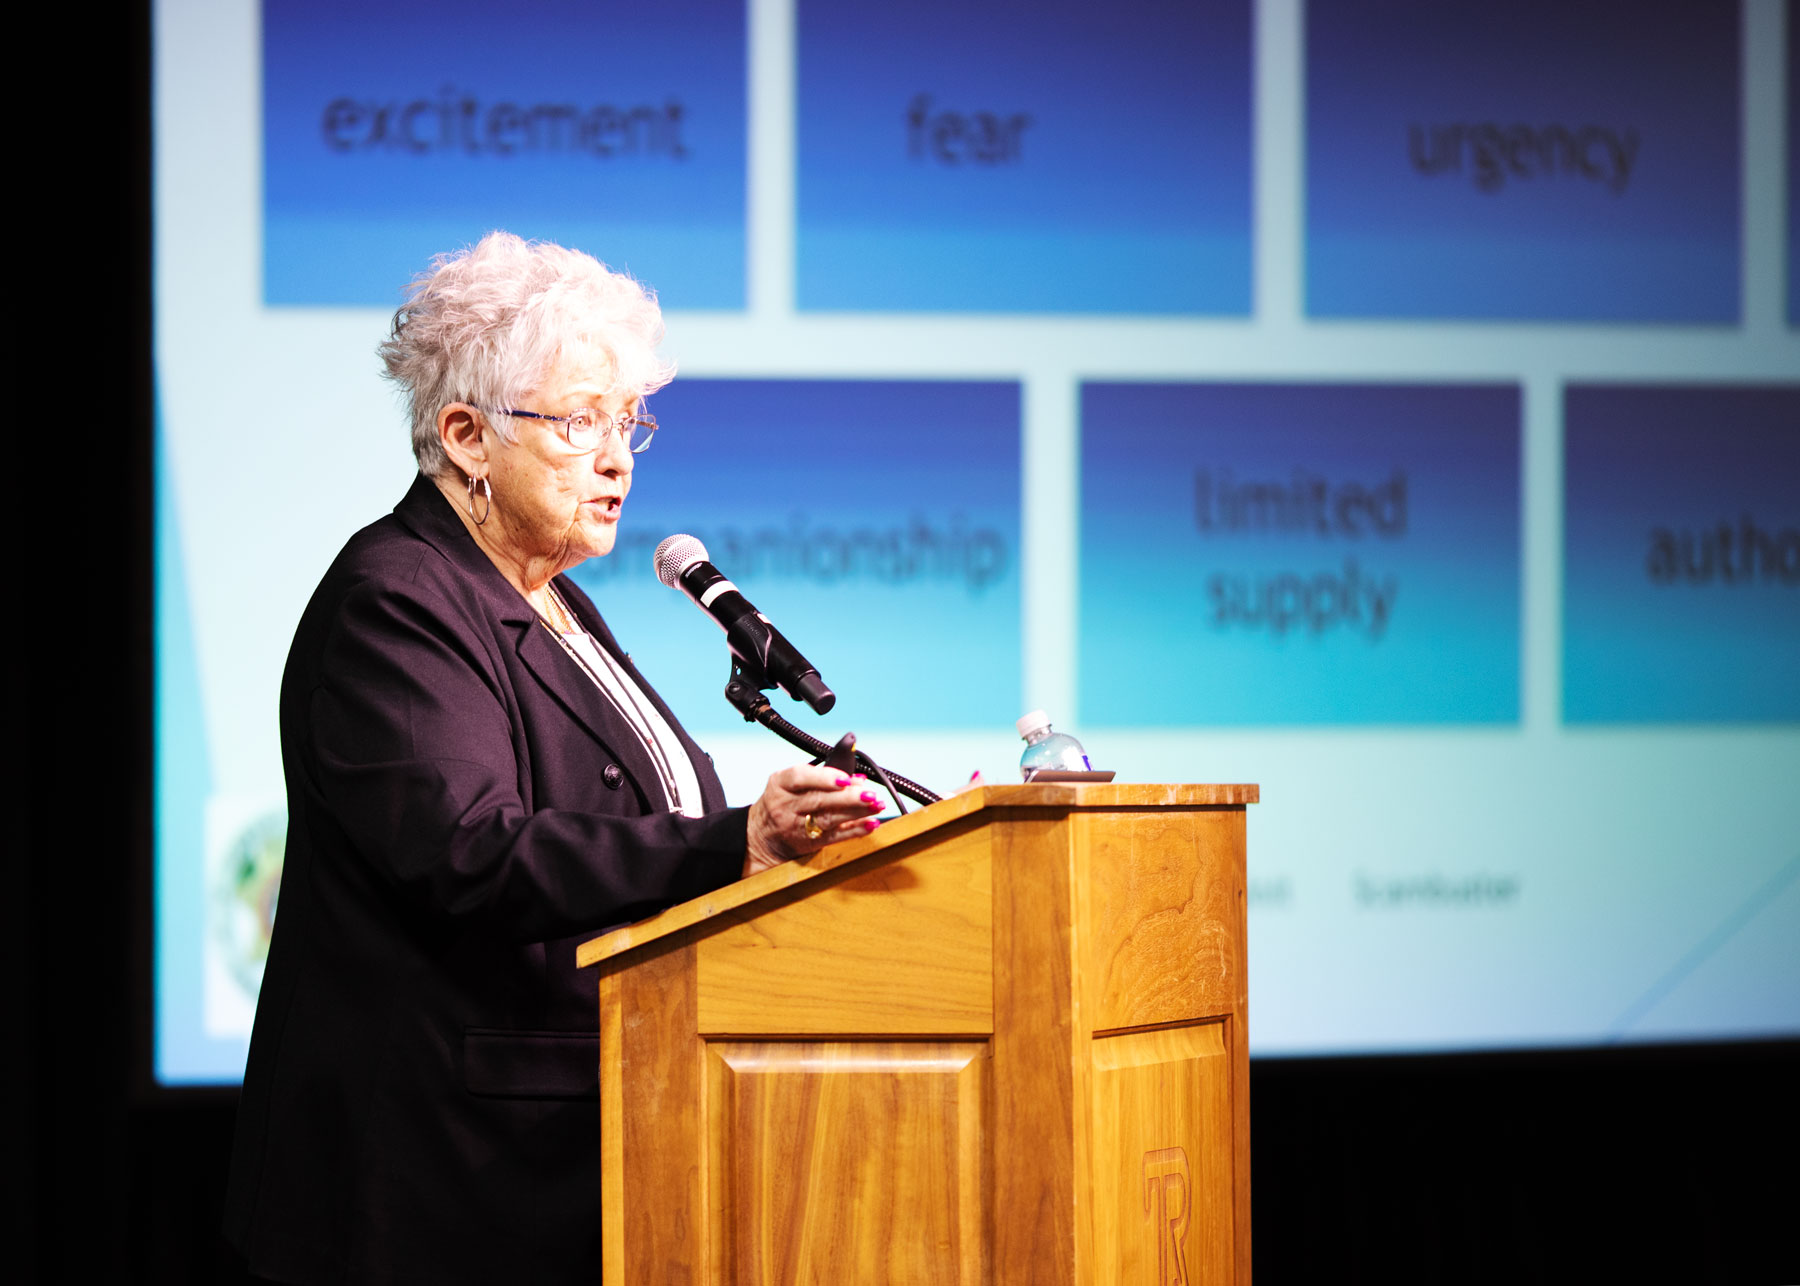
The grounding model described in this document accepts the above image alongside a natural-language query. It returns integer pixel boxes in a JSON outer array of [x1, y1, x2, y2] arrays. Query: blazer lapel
[[514, 620, 667, 805], [390, 474, 669, 808], [559, 577, 731, 815]]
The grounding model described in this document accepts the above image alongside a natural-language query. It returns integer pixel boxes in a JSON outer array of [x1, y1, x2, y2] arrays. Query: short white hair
[[379, 231, 676, 478]]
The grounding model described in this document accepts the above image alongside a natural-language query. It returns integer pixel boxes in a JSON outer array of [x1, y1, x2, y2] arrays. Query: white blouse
[[554, 627, 707, 819]]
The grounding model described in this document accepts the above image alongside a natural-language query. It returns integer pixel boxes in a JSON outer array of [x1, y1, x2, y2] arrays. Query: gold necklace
[[540, 584, 579, 634]]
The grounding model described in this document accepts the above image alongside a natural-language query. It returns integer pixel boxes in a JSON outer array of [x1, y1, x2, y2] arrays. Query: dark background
[[16, 7, 1796, 1282]]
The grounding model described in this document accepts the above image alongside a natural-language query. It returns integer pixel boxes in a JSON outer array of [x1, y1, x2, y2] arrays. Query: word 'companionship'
[[595, 516, 1009, 594]]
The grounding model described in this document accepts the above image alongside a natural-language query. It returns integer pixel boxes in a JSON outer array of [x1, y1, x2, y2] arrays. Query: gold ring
[[803, 813, 824, 840]]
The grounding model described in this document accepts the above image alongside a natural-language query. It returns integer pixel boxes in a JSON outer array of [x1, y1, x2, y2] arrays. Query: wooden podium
[[577, 783, 1257, 1284]]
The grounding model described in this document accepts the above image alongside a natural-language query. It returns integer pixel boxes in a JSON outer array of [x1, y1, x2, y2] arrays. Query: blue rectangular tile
[[262, 0, 746, 307], [1080, 382, 1521, 724], [1563, 385, 1800, 723], [570, 379, 1022, 731], [1306, 0, 1740, 321], [796, 0, 1252, 314]]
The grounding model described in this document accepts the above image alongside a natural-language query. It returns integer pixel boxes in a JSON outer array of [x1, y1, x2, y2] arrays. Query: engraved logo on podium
[[1142, 1146, 1191, 1285]]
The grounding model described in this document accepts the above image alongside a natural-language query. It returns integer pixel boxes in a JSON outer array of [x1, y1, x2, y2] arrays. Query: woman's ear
[[437, 403, 490, 479]]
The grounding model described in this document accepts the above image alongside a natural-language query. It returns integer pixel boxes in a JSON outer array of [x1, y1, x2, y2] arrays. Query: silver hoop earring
[[467, 474, 492, 527]]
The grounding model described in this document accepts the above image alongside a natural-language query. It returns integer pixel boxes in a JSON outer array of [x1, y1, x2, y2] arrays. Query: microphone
[[654, 535, 836, 715]]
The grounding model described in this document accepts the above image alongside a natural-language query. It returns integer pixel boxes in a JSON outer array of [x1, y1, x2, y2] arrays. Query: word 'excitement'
[[320, 90, 689, 159]]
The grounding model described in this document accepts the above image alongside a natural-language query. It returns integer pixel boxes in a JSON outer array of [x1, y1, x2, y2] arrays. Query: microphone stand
[[722, 661, 941, 812]]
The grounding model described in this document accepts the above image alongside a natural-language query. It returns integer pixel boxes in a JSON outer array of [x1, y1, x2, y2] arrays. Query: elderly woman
[[223, 232, 880, 1284]]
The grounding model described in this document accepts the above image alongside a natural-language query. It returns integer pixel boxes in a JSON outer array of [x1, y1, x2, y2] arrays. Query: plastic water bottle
[[1017, 710, 1091, 778]]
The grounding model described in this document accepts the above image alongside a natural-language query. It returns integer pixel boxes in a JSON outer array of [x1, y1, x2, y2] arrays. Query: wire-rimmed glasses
[[486, 405, 658, 454]]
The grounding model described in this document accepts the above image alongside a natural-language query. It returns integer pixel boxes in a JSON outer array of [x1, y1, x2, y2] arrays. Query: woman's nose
[[597, 427, 634, 474]]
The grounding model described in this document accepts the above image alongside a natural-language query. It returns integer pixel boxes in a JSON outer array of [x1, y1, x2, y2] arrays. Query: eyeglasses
[[484, 404, 658, 454]]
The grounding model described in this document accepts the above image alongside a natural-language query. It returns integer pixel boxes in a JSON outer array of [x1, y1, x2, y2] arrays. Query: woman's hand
[[744, 764, 886, 876]]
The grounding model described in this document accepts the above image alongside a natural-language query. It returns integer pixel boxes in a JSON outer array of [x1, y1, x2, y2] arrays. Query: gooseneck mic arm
[[654, 534, 942, 811], [723, 665, 941, 811]]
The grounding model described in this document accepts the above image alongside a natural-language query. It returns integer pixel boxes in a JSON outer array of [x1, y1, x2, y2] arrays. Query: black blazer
[[224, 475, 747, 1284]]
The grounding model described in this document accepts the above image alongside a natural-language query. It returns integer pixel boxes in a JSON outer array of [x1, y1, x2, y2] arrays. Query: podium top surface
[[576, 782, 1257, 970]]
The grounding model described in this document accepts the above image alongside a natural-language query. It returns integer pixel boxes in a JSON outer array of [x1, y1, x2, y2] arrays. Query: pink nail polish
[[834, 777, 851, 787], [860, 791, 880, 807], [863, 818, 881, 833]]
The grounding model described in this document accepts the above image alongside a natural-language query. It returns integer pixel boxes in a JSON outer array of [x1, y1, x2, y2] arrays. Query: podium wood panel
[[1078, 808, 1246, 1032], [696, 821, 993, 1036], [610, 941, 703, 1283], [992, 812, 1083, 1284], [704, 1041, 991, 1282], [1090, 1023, 1235, 1286], [582, 784, 1256, 1285]]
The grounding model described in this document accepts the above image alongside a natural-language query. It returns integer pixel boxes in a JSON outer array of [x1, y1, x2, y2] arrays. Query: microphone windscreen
[[654, 534, 709, 589]]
